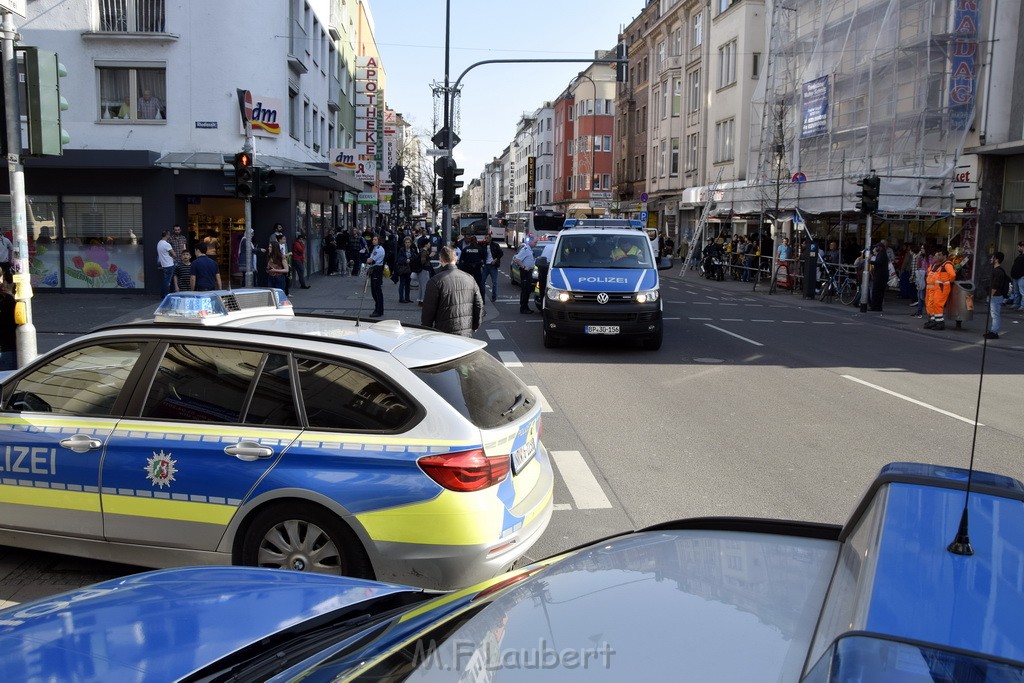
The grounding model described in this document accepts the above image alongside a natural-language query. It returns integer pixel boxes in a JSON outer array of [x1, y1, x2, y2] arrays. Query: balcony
[[658, 55, 685, 75], [328, 2, 342, 41]]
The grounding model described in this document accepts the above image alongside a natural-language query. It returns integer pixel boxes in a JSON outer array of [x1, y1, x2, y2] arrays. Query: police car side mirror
[[536, 256, 549, 269], [657, 256, 674, 270]]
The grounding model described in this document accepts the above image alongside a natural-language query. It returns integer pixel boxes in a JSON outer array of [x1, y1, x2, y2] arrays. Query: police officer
[[513, 238, 537, 314], [457, 233, 485, 292], [366, 234, 386, 318]]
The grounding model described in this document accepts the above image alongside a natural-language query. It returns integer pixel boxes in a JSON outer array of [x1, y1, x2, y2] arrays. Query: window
[[693, 13, 703, 48], [289, 90, 300, 139], [718, 0, 734, 14], [603, 135, 612, 151], [687, 133, 699, 171], [688, 70, 701, 112], [297, 357, 411, 431], [98, 65, 166, 121], [4, 342, 144, 416], [303, 99, 311, 147], [715, 118, 735, 162], [143, 345, 267, 424], [414, 350, 532, 430], [592, 135, 601, 152], [595, 99, 603, 115], [634, 156, 641, 178], [99, 0, 166, 32], [602, 174, 611, 190], [671, 137, 680, 175], [245, 354, 299, 426], [656, 41, 666, 71], [654, 144, 661, 177], [672, 78, 681, 116], [672, 27, 682, 56], [718, 41, 737, 88], [752, 52, 761, 78], [662, 84, 669, 119], [568, 106, 574, 121], [568, 139, 575, 155], [640, 154, 646, 178], [660, 141, 667, 177]]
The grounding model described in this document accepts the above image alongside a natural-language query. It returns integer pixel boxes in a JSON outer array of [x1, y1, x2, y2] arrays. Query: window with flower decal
[[60, 196, 145, 289]]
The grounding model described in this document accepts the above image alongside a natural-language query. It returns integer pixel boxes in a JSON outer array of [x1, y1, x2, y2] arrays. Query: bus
[[454, 211, 489, 244], [488, 216, 508, 244], [507, 209, 566, 249]]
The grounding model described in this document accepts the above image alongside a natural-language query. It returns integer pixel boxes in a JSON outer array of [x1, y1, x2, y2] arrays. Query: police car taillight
[[419, 449, 510, 492]]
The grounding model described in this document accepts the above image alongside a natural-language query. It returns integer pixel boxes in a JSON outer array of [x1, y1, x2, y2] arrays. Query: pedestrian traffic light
[[20, 47, 69, 156], [855, 174, 880, 215], [234, 151, 254, 198], [255, 167, 276, 198]]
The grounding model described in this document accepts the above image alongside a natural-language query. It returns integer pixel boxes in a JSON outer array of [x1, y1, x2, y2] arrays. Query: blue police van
[[540, 219, 673, 350]]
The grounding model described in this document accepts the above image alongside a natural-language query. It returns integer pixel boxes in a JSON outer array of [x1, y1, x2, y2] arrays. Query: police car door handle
[[59, 434, 103, 453], [224, 441, 275, 462]]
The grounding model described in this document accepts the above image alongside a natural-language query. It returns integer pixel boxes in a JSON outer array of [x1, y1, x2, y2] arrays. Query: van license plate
[[585, 325, 620, 335]]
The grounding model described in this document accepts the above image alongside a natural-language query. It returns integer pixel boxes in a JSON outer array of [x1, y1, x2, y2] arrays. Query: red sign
[[243, 90, 253, 123]]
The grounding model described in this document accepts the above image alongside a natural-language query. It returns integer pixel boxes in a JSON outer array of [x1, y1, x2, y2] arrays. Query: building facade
[[9, 0, 377, 295]]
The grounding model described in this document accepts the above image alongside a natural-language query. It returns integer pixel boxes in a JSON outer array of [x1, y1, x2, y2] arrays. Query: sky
[[368, 0, 644, 182]]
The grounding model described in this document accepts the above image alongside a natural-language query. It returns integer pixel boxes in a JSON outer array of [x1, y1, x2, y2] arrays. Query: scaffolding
[[734, 0, 978, 218]]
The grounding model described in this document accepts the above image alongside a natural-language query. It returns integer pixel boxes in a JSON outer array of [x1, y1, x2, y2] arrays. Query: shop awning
[[154, 152, 368, 194]]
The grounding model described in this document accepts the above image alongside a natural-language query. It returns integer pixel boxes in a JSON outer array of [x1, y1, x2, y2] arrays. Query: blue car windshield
[[803, 634, 1024, 683], [552, 234, 652, 269]]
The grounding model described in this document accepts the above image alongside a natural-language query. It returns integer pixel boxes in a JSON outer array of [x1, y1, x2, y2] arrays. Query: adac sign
[[241, 94, 283, 137]]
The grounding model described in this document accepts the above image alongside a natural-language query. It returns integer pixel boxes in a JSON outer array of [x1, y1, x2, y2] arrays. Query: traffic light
[[255, 167, 276, 198], [21, 47, 69, 156], [234, 151, 254, 198], [615, 42, 628, 82], [855, 174, 880, 215], [444, 165, 464, 206]]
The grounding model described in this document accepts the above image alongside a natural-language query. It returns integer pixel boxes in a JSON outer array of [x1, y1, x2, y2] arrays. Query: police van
[[540, 220, 673, 349]]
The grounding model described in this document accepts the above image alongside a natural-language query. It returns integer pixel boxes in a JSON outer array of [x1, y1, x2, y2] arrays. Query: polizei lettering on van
[[579, 276, 628, 283]]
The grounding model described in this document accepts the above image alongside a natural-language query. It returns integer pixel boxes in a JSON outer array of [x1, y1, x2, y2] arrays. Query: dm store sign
[[240, 95, 283, 138]]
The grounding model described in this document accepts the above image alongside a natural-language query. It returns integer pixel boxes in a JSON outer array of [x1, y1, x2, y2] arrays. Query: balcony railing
[[99, 0, 165, 32]]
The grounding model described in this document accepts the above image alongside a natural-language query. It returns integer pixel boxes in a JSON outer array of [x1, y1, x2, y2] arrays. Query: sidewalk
[[29, 270, 504, 336]]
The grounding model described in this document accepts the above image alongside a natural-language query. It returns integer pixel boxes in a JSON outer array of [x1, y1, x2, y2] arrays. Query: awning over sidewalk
[[154, 152, 368, 194]]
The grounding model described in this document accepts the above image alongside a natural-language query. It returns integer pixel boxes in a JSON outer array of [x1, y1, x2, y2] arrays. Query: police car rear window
[[413, 350, 534, 429]]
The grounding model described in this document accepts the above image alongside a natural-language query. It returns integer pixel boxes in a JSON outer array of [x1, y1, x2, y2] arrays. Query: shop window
[[98, 65, 166, 121], [61, 196, 145, 290]]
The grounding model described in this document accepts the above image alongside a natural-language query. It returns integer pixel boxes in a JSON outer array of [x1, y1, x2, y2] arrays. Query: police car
[[0, 289, 553, 590], [1, 461, 1020, 681], [541, 221, 673, 349]]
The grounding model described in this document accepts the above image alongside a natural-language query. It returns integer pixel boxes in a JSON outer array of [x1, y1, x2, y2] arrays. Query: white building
[[7, 0, 376, 294]]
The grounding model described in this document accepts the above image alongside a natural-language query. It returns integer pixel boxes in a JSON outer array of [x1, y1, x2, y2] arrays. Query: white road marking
[[812, 321, 835, 325], [841, 375, 983, 426], [751, 319, 774, 322], [721, 318, 743, 322], [498, 351, 523, 367], [689, 317, 713, 321], [553, 503, 573, 511], [663, 316, 682, 320], [704, 323, 764, 346], [550, 450, 613, 509], [527, 385, 552, 412], [486, 329, 505, 340], [782, 320, 805, 323]]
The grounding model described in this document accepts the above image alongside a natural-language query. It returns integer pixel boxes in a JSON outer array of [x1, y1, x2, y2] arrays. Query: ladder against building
[[680, 168, 724, 278]]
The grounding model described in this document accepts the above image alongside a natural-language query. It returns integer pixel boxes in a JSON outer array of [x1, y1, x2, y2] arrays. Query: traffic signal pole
[[243, 123, 254, 287], [859, 213, 872, 313], [2, 11, 37, 366]]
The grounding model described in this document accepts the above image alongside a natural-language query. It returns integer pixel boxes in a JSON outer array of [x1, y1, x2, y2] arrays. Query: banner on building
[[800, 76, 829, 139], [357, 192, 378, 205], [527, 156, 536, 206]]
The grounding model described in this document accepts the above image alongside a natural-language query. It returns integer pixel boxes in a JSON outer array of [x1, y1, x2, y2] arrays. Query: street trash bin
[[944, 281, 974, 328]]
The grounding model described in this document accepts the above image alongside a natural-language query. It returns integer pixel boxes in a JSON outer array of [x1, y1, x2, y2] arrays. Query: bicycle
[[819, 268, 859, 305]]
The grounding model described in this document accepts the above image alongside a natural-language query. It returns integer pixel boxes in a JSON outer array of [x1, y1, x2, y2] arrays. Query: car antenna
[[354, 265, 369, 327], [946, 281, 994, 556]]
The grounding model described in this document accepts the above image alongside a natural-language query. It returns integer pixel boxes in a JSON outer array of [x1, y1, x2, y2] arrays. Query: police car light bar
[[154, 289, 293, 325]]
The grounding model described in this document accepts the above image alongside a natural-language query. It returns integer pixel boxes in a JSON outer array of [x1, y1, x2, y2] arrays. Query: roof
[[154, 152, 368, 193]]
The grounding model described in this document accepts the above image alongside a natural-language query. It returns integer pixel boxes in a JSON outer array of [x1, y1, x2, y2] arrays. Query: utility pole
[[442, 0, 452, 242], [2, 10, 37, 366]]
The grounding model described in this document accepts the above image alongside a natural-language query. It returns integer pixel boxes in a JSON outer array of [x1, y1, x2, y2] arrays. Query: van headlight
[[635, 289, 659, 303], [546, 287, 571, 303]]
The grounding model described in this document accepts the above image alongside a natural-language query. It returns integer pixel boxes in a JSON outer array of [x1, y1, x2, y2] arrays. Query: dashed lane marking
[[498, 351, 523, 368], [486, 329, 505, 340], [550, 450, 613, 509], [842, 375, 983, 426], [553, 503, 573, 511], [704, 323, 764, 347], [526, 385, 552, 412]]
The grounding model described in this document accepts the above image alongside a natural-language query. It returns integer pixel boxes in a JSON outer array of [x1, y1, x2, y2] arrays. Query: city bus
[[454, 211, 489, 243], [488, 215, 508, 244], [507, 208, 566, 249]]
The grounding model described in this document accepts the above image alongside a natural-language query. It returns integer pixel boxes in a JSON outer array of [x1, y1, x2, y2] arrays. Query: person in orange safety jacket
[[924, 247, 957, 330]]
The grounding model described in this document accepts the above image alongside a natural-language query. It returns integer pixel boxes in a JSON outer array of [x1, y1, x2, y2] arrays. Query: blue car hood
[[548, 267, 658, 292], [0, 566, 413, 682]]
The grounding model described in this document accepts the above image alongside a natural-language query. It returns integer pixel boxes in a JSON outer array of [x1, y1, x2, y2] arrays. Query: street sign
[[426, 149, 448, 157], [640, 192, 649, 203], [792, 172, 807, 183], [638, 210, 649, 222], [0, 0, 26, 17]]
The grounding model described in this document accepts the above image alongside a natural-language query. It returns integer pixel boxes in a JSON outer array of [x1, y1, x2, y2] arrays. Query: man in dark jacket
[[1010, 241, 1024, 310], [422, 246, 484, 336]]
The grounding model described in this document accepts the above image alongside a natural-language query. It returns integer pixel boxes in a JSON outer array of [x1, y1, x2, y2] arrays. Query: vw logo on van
[[596, 293, 609, 304]]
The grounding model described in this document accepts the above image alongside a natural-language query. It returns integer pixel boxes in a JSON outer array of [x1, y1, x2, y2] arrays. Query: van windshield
[[551, 234, 652, 269]]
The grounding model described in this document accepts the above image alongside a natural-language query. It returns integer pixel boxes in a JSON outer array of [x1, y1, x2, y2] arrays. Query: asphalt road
[[2, 272, 1022, 607]]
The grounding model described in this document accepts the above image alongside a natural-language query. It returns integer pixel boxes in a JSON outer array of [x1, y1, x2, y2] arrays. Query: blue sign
[[792, 172, 807, 183], [638, 211, 649, 222], [800, 76, 829, 139], [640, 193, 649, 203]]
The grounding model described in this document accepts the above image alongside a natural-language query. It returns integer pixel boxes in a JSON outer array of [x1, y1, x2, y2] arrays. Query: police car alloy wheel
[[242, 502, 373, 577]]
